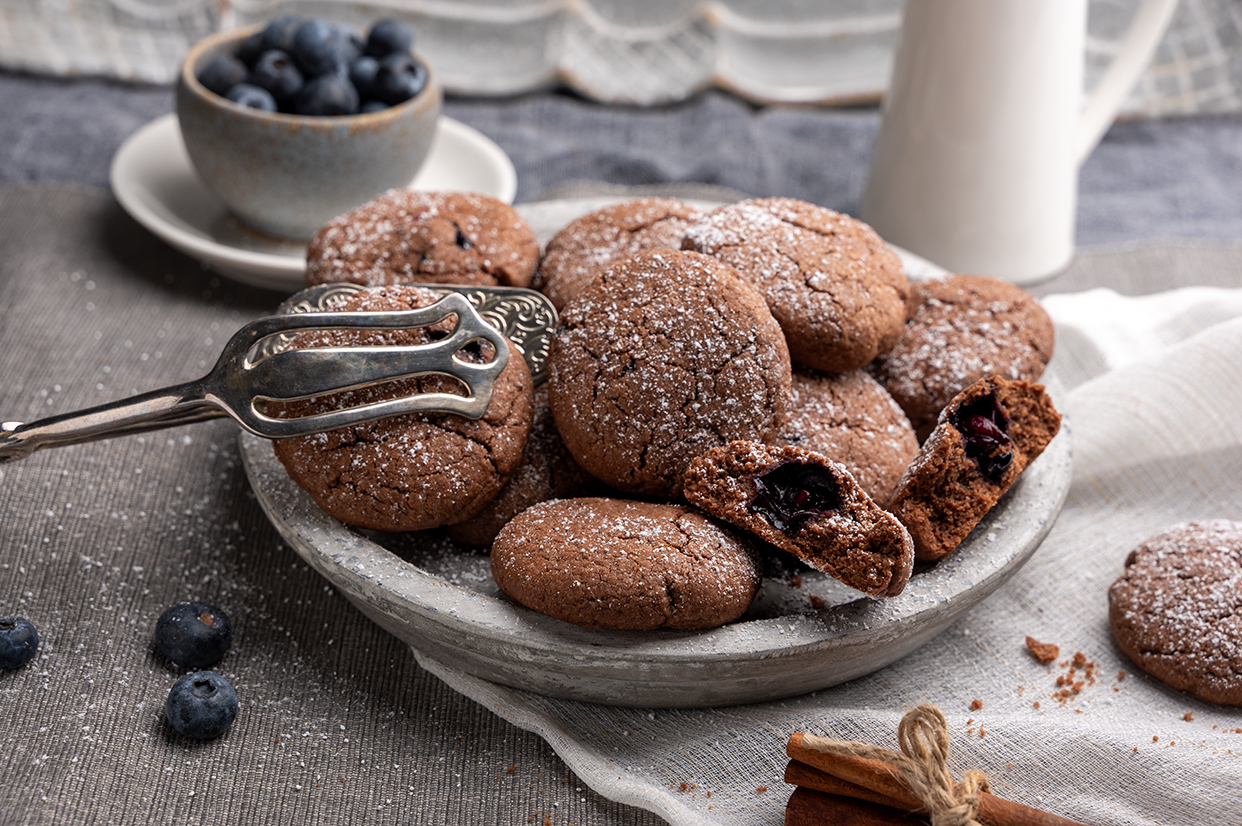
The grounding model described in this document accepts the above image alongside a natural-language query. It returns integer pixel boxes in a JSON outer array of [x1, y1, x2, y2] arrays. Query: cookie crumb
[[1183, 712, 1194, 722], [1025, 636, 1059, 663], [756, 786, 768, 794], [970, 699, 983, 711]]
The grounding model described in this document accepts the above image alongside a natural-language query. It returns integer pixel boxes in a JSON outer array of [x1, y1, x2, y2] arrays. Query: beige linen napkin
[[418, 285, 1242, 826]]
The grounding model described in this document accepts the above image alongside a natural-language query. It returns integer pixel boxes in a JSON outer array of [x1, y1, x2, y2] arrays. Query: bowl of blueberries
[[177, 15, 442, 240]]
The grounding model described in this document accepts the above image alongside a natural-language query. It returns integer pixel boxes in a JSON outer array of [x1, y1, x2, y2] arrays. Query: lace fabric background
[[2, 0, 1241, 114]]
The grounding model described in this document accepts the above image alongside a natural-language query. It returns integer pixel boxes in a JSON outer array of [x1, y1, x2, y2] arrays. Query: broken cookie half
[[886, 375, 1062, 563], [683, 441, 914, 598]]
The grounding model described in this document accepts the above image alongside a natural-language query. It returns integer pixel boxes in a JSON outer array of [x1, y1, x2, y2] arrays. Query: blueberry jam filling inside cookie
[[949, 392, 1013, 483], [453, 223, 473, 250], [749, 461, 843, 537]]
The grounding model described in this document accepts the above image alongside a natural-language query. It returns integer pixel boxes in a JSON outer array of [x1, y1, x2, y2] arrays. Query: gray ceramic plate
[[237, 196, 1073, 708]]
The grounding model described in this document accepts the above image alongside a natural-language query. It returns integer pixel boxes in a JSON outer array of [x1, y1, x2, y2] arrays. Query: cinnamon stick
[[784, 758, 915, 811], [786, 786, 931, 826], [787, 732, 1092, 826]]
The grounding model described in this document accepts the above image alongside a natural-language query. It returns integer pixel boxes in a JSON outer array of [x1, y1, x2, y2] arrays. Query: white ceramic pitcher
[[861, 0, 1178, 283]]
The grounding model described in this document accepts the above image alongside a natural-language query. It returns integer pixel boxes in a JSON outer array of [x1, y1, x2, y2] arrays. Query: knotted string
[[804, 704, 991, 826]]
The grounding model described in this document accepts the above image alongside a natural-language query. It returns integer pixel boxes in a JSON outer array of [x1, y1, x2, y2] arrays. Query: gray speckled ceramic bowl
[[237, 198, 1074, 707], [176, 26, 443, 241]]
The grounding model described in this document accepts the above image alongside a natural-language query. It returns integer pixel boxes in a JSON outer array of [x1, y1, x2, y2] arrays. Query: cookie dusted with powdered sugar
[[490, 498, 762, 630], [271, 285, 534, 532], [446, 386, 603, 547], [1109, 520, 1242, 706], [779, 369, 918, 505], [867, 273, 1054, 439], [683, 441, 914, 598], [547, 249, 792, 499], [886, 376, 1061, 562], [682, 198, 909, 374], [305, 190, 540, 288], [536, 197, 704, 311]]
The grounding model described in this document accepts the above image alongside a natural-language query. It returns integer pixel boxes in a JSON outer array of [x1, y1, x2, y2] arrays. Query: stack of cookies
[[274, 190, 1061, 632]]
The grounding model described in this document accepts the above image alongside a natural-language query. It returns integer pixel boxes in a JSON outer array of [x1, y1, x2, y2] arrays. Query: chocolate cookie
[[867, 273, 1055, 438], [779, 369, 918, 505], [446, 386, 602, 547], [682, 198, 908, 374], [548, 249, 792, 498], [490, 498, 762, 630], [1109, 520, 1242, 706], [305, 190, 540, 289], [536, 197, 703, 311], [271, 285, 534, 532], [886, 376, 1061, 562], [683, 441, 914, 597]]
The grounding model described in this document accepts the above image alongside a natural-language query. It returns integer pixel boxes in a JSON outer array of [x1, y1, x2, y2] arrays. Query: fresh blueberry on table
[[0, 616, 38, 671], [155, 602, 232, 669], [366, 18, 414, 57], [197, 54, 249, 97], [225, 83, 277, 111], [250, 49, 304, 104], [295, 73, 360, 116], [374, 53, 429, 105], [165, 671, 238, 740]]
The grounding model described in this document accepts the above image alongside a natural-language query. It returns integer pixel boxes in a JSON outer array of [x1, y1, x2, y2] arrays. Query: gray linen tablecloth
[[2, 73, 1241, 825]]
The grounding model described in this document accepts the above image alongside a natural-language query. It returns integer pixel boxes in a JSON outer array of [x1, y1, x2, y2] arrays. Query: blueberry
[[337, 26, 365, 65], [166, 671, 238, 740], [948, 390, 1013, 483], [155, 602, 232, 669], [197, 54, 249, 97], [250, 49, 303, 104], [292, 19, 348, 77], [748, 461, 843, 537], [359, 99, 388, 114], [0, 616, 38, 671], [225, 83, 277, 112], [365, 18, 414, 57], [236, 29, 266, 67], [260, 14, 305, 54], [373, 53, 428, 105], [294, 73, 360, 116], [349, 55, 381, 100]]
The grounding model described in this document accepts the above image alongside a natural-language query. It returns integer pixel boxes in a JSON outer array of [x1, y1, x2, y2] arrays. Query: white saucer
[[109, 113, 518, 292]]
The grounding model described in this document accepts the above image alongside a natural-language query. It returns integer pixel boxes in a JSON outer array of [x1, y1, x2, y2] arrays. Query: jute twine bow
[[808, 704, 991, 826]]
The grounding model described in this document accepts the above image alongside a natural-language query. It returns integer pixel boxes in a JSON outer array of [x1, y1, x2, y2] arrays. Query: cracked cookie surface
[[305, 190, 540, 288], [547, 249, 791, 498], [446, 385, 602, 547], [779, 368, 918, 505], [272, 285, 534, 532], [536, 197, 703, 311], [490, 497, 762, 630], [867, 273, 1055, 438], [682, 197, 908, 374], [1109, 520, 1242, 706]]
